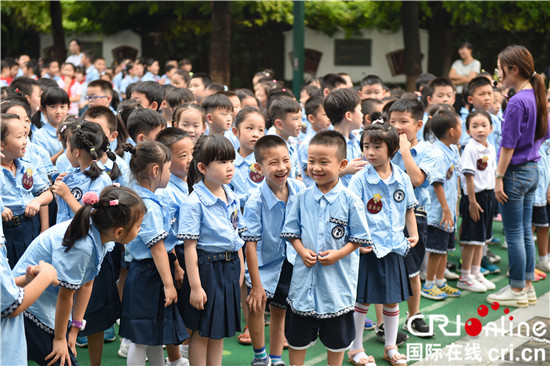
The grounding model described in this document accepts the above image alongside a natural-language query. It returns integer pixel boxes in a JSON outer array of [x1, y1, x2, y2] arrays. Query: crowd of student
[[1, 42, 549, 366]]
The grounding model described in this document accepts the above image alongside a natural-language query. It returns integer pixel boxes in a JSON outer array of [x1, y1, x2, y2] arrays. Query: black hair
[[1, 113, 21, 141], [165, 88, 194, 109], [428, 103, 455, 117], [190, 72, 212, 88], [254, 134, 288, 164], [0, 98, 32, 121], [267, 96, 301, 129], [88, 79, 113, 94], [361, 98, 383, 123], [82, 105, 117, 134], [83, 50, 95, 64], [415, 73, 436, 91], [126, 107, 165, 142], [202, 93, 233, 114], [156, 127, 191, 147], [69, 121, 117, 180], [43, 59, 59, 69], [162, 84, 176, 96], [187, 135, 235, 193], [235, 106, 266, 129], [465, 110, 492, 130], [324, 87, 360, 125], [423, 109, 460, 142], [173, 69, 191, 85], [420, 84, 433, 109], [164, 64, 176, 73], [144, 58, 158, 69], [56, 118, 77, 149], [31, 87, 70, 128], [62, 186, 146, 252], [69, 39, 82, 47], [25, 59, 39, 76], [459, 41, 473, 50], [304, 96, 324, 117], [360, 122, 400, 159], [172, 102, 206, 128], [125, 82, 138, 100], [37, 78, 59, 91], [428, 77, 456, 94], [123, 141, 171, 186], [360, 74, 385, 88], [301, 85, 322, 100], [206, 83, 225, 92], [321, 73, 347, 92], [389, 98, 425, 122], [309, 130, 347, 161], [464, 76, 492, 101], [131, 81, 164, 111], [179, 58, 193, 66], [10, 77, 39, 99], [265, 88, 294, 114], [304, 76, 320, 87]]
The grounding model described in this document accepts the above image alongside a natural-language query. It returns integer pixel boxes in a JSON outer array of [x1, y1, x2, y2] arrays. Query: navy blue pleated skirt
[[79, 249, 121, 336], [119, 255, 188, 346], [181, 250, 241, 339], [356, 251, 411, 304], [3, 214, 40, 268]]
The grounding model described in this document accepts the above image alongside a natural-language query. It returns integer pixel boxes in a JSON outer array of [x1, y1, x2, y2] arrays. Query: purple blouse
[[499, 89, 550, 165]]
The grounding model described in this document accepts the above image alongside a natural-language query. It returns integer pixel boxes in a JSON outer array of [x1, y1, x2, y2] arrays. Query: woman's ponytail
[[532, 73, 548, 141]]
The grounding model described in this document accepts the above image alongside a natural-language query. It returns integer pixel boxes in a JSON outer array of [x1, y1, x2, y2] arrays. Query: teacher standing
[[448, 42, 481, 111]]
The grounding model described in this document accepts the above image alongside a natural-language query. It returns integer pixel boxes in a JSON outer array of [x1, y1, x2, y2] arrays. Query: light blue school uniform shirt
[[1, 248, 26, 365], [280, 180, 371, 317], [416, 112, 429, 142], [534, 139, 550, 207], [298, 129, 316, 187], [2, 158, 50, 216], [56, 151, 71, 174], [27, 140, 59, 178], [180, 180, 245, 253], [85, 65, 100, 84], [141, 71, 160, 82], [125, 184, 171, 261], [241, 179, 305, 295], [56, 165, 112, 223], [31, 122, 63, 158], [338, 132, 362, 187], [113, 72, 124, 93], [12, 220, 114, 333], [224, 130, 240, 150], [426, 139, 459, 232], [392, 141, 443, 210], [157, 174, 189, 252], [349, 163, 417, 258], [229, 151, 263, 208], [120, 75, 140, 95]]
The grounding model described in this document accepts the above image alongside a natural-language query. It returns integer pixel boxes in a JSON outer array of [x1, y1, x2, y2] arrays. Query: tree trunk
[[427, 2, 454, 77], [210, 1, 231, 85], [401, 1, 422, 92], [49, 1, 66, 63]]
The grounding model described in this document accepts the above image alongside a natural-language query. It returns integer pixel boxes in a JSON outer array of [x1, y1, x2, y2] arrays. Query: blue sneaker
[[364, 317, 375, 330], [76, 336, 88, 348], [104, 325, 116, 342], [420, 283, 447, 301], [481, 256, 501, 274]]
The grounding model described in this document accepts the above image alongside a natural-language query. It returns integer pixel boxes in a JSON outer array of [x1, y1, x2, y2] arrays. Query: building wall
[[284, 27, 429, 84], [40, 30, 141, 66]]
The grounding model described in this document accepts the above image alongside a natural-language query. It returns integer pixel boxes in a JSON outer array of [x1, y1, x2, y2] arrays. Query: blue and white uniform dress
[[1, 244, 27, 366], [119, 184, 187, 346], [2, 157, 50, 267], [12, 220, 114, 365], [26, 140, 59, 180], [241, 178, 305, 308], [180, 181, 245, 339], [349, 163, 417, 304], [31, 122, 63, 158], [56, 164, 112, 223], [532, 139, 550, 227], [229, 151, 264, 209], [280, 180, 371, 318]]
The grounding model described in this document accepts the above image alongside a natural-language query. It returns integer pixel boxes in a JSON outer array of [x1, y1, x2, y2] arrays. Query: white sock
[[482, 245, 488, 256], [351, 303, 369, 351], [435, 278, 445, 287], [145, 345, 165, 366], [471, 265, 481, 276], [425, 279, 435, 287], [539, 255, 548, 263], [382, 305, 399, 347], [127, 342, 147, 366], [460, 268, 471, 279], [167, 358, 185, 366]]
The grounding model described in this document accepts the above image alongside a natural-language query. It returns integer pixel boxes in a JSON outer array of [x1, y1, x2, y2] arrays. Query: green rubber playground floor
[[31, 220, 550, 365]]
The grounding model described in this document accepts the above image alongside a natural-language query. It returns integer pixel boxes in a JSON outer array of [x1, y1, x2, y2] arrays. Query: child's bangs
[[361, 128, 387, 146], [42, 87, 70, 107], [204, 135, 236, 163]]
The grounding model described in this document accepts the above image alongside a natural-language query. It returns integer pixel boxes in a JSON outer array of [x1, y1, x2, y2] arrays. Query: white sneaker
[[475, 273, 496, 290], [525, 286, 537, 305], [179, 344, 189, 359], [535, 260, 550, 272], [457, 275, 487, 292], [487, 285, 528, 308], [118, 338, 130, 358], [166, 357, 190, 366], [444, 268, 460, 280]]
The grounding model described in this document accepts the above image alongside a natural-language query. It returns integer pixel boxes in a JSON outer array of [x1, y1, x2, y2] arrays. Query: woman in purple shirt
[[489, 45, 549, 308]]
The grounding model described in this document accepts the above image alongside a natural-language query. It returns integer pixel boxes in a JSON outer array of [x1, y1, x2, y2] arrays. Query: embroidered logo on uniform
[[476, 156, 488, 171], [393, 189, 405, 202], [22, 168, 33, 190], [249, 163, 264, 184], [230, 209, 239, 231], [367, 193, 383, 214], [331, 225, 345, 239], [446, 165, 454, 180], [71, 187, 83, 201]]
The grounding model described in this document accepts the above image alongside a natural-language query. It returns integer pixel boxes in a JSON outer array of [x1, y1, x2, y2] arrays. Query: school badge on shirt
[[249, 163, 264, 184], [393, 189, 405, 202], [367, 193, 383, 214], [230, 208, 239, 230], [446, 165, 454, 180], [476, 156, 488, 171], [71, 187, 83, 201], [22, 168, 34, 189]]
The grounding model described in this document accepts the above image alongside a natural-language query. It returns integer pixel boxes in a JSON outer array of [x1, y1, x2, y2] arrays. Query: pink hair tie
[[82, 191, 99, 205], [60, 125, 67, 133], [272, 79, 277, 84], [112, 183, 120, 187], [109, 199, 119, 206]]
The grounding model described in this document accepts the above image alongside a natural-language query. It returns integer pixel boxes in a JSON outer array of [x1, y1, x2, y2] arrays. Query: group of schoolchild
[[2, 48, 550, 366]]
